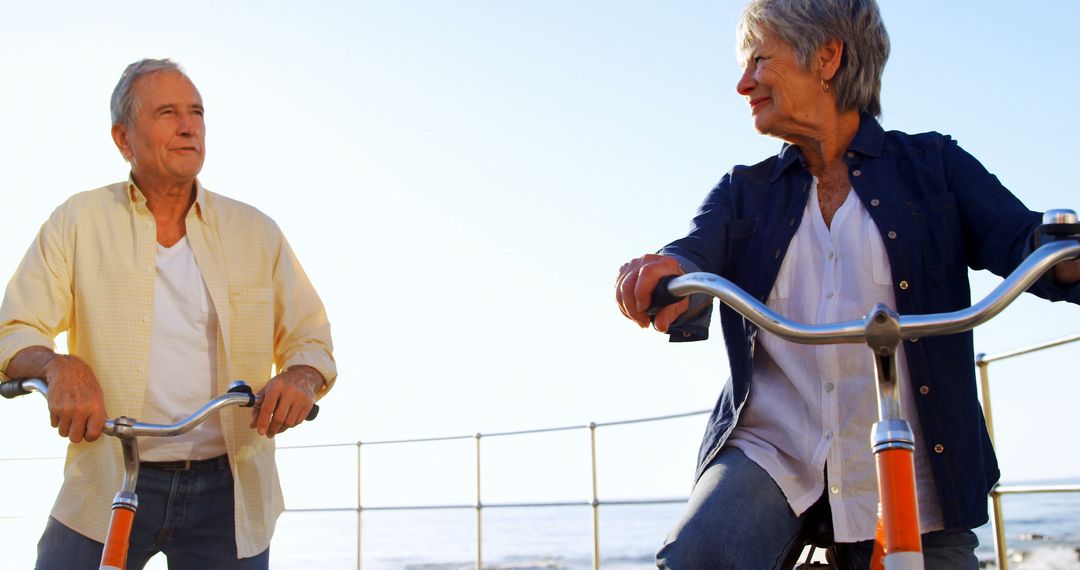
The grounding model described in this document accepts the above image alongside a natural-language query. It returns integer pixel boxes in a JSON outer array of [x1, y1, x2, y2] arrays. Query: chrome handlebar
[[660, 238, 1080, 345], [1, 380, 261, 436]]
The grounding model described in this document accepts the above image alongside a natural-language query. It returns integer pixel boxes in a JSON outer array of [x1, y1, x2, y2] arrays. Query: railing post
[[977, 355, 997, 444], [475, 432, 483, 570], [362, 440, 367, 570], [589, 422, 600, 570], [977, 356, 1008, 570]]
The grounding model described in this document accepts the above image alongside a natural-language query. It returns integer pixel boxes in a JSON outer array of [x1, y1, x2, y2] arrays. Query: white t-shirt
[[139, 236, 226, 461], [726, 179, 944, 542]]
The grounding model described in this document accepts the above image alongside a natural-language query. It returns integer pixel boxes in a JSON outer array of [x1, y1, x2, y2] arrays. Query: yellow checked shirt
[[0, 180, 336, 557]]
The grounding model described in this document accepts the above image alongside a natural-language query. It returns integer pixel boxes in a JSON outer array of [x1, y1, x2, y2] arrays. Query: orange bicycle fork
[[865, 305, 923, 570], [100, 417, 141, 570]]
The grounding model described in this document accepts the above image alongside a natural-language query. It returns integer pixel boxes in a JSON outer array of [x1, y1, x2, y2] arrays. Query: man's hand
[[7, 347, 107, 443], [615, 253, 690, 333], [251, 365, 324, 438]]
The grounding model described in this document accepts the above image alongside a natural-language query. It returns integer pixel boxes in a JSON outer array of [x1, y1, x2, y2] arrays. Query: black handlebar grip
[[0, 380, 29, 399], [306, 404, 320, 421], [647, 275, 685, 321]]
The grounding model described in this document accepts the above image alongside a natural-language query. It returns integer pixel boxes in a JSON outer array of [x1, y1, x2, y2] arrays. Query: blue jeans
[[657, 447, 979, 570], [36, 456, 269, 569]]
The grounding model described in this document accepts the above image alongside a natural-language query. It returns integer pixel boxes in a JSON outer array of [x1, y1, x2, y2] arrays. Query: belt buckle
[[169, 459, 193, 471]]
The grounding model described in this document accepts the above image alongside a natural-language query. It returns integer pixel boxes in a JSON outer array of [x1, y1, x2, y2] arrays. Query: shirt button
[[137, 366, 145, 374], [899, 280, 909, 290], [824, 431, 833, 439], [934, 444, 945, 454], [852, 169, 862, 177], [824, 382, 835, 392], [145, 265, 153, 273], [826, 292, 834, 299], [827, 251, 835, 260], [142, 315, 150, 324], [681, 331, 692, 338], [887, 231, 897, 240], [919, 385, 930, 395], [830, 485, 840, 494], [870, 198, 880, 207]]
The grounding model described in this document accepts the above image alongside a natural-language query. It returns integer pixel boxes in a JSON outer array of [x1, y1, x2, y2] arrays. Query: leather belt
[[140, 455, 229, 472]]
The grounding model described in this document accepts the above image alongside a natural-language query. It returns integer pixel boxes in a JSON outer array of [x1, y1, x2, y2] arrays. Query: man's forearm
[[284, 364, 326, 394], [5, 346, 59, 380]]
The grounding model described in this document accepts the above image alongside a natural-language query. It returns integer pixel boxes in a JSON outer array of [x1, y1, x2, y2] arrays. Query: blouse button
[[919, 385, 930, 395], [852, 169, 862, 177], [870, 198, 880, 207], [899, 280, 909, 290], [887, 230, 897, 240], [934, 444, 945, 454]]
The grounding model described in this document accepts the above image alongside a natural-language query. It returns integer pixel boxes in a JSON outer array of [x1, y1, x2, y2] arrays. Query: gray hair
[[110, 58, 187, 126], [737, 0, 890, 117]]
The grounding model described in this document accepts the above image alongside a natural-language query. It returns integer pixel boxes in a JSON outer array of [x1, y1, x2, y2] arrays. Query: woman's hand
[[1054, 259, 1080, 285], [615, 253, 690, 333]]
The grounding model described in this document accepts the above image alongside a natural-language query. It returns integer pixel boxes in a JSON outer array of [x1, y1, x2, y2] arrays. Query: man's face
[[113, 71, 205, 187]]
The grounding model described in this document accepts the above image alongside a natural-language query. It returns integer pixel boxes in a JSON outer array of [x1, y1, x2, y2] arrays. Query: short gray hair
[[737, 0, 890, 117], [110, 58, 187, 126]]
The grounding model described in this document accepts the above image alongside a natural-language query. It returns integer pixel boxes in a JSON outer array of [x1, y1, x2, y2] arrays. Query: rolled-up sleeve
[[270, 228, 336, 395], [0, 204, 74, 379]]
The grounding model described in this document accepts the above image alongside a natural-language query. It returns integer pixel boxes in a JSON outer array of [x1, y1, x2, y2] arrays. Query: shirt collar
[[768, 112, 885, 182], [126, 175, 209, 224]]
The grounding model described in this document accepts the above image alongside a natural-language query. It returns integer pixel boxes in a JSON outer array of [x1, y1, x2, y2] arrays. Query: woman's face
[[737, 31, 831, 140]]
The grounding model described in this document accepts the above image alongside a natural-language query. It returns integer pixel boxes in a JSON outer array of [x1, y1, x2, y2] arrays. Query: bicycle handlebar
[[650, 237, 1080, 345], [0, 379, 319, 435]]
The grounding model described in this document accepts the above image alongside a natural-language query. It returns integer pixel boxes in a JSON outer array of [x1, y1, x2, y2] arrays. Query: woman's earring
[[821, 79, 831, 93]]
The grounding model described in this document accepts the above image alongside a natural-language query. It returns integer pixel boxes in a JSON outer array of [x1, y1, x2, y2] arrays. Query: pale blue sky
[[1, 1, 1078, 562]]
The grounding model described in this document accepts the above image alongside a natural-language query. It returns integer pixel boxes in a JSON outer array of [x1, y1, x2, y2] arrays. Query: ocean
[[269, 493, 1080, 569], [1, 480, 1077, 568]]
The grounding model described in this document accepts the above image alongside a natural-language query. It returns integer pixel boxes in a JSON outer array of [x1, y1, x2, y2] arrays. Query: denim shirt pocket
[[909, 193, 965, 272], [724, 218, 758, 277]]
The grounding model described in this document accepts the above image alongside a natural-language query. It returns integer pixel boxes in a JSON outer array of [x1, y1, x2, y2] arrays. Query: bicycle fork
[[865, 304, 923, 570], [100, 417, 140, 570]]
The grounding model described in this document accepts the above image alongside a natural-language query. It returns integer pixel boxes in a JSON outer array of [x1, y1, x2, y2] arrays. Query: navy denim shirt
[[662, 114, 1080, 531]]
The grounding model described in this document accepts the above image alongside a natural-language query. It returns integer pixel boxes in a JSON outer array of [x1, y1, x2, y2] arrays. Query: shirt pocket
[[866, 222, 892, 286], [909, 193, 965, 273], [228, 287, 275, 365], [724, 218, 758, 277]]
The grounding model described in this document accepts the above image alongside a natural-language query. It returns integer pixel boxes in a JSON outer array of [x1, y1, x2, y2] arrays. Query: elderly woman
[[615, 1, 1080, 569]]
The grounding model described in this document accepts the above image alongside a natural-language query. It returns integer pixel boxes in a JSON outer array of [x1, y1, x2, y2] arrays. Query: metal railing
[[279, 409, 710, 570], [4, 334, 1077, 568], [977, 331, 1080, 570]]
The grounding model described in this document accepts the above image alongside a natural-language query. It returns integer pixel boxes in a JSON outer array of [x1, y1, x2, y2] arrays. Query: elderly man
[[0, 59, 335, 568]]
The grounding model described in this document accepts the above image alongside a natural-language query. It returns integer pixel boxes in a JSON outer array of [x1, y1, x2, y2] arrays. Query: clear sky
[[1, 0, 1078, 559]]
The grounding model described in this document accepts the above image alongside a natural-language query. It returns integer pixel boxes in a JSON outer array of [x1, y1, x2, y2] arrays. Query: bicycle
[[647, 209, 1080, 570], [0, 379, 318, 570]]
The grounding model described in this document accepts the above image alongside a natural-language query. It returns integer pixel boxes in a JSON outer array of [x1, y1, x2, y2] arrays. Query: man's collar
[[126, 175, 208, 223], [768, 112, 885, 181]]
